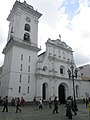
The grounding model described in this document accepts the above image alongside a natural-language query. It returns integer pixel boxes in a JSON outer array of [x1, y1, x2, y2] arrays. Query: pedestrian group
[[0, 95, 90, 119], [0, 96, 25, 113]]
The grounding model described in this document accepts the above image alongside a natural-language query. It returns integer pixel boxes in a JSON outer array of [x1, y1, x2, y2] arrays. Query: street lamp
[[67, 64, 78, 111]]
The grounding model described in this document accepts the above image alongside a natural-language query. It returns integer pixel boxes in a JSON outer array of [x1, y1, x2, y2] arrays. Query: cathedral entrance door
[[42, 82, 48, 100], [58, 84, 65, 104]]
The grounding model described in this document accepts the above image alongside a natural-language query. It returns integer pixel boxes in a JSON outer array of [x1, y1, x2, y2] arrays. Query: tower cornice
[[7, 1, 42, 21], [2, 38, 40, 54]]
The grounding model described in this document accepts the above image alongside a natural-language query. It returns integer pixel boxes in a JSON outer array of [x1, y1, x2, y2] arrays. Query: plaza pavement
[[0, 103, 89, 120]]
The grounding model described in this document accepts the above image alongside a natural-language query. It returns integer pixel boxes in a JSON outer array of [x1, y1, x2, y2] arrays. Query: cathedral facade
[[0, 1, 90, 103]]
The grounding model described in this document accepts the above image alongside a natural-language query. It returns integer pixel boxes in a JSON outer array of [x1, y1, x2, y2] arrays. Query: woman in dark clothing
[[66, 96, 72, 119], [49, 98, 52, 108], [15, 97, 21, 113], [2, 96, 8, 112], [53, 97, 59, 114]]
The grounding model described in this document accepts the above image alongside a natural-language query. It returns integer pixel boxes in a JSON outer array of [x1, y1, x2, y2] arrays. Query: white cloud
[[54, 0, 90, 66]]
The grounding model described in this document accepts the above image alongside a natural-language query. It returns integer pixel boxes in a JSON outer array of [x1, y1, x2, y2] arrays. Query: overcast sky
[[0, 0, 90, 67]]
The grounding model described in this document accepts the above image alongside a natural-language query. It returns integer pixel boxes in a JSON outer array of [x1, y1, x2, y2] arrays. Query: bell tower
[[1, 1, 42, 100], [7, 0, 42, 48]]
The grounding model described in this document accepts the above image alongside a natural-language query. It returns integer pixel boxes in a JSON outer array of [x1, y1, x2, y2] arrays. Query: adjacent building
[[79, 64, 90, 80], [78, 64, 90, 98]]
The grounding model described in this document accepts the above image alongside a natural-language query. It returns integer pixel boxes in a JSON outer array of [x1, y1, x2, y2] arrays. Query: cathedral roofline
[[7, 1, 42, 21], [46, 38, 73, 52]]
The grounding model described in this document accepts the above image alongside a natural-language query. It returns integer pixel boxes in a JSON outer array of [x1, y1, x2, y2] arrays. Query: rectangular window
[[60, 67, 63, 74], [20, 64, 23, 71], [28, 75, 30, 83], [19, 86, 21, 93], [27, 86, 29, 94], [29, 56, 30, 62], [63, 52, 65, 59], [19, 74, 22, 83], [28, 65, 30, 72], [21, 54, 23, 61], [58, 50, 61, 58]]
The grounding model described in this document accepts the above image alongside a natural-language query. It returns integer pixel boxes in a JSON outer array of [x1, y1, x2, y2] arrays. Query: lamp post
[[67, 64, 78, 111]]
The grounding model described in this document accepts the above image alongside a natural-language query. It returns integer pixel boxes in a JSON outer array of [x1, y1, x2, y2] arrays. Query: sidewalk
[[0, 104, 89, 120]]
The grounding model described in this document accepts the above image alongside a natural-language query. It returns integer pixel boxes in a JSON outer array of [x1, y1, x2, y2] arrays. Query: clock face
[[26, 17, 31, 22]]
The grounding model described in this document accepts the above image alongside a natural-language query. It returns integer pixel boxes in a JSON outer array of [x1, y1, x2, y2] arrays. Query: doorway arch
[[58, 84, 65, 104], [42, 82, 48, 100]]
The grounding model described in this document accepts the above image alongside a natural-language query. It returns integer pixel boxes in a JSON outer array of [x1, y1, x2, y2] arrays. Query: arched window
[[24, 32, 30, 42], [24, 24, 30, 32], [60, 66, 65, 75]]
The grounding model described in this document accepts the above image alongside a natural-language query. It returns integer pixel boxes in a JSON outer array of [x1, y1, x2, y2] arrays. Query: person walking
[[53, 96, 59, 114], [39, 98, 43, 109], [88, 97, 90, 117], [66, 96, 72, 119], [11, 97, 15, 106], [15, 97, 21, 113], [86, 98, 89, 108], [33, 97, 36, 105], [0, 97, 2, 105], [49, 98, 52, 108], [21, 97, 25, 106], [2, 96, 8, 112], [70, 97, 77, 115]]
